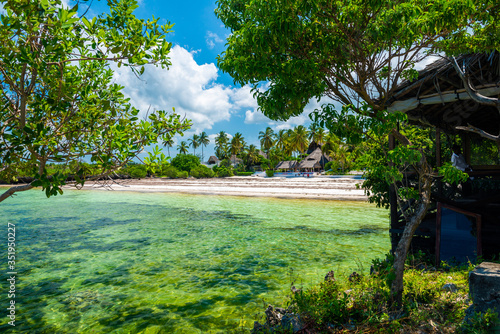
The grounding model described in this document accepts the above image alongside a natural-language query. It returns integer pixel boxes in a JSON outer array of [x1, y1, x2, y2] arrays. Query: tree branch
[[456, 124, 500, 142], [450, 56, 500, 107], [0, 184, 34, 203]]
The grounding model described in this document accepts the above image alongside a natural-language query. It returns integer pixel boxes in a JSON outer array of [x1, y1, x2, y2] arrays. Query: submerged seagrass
[[0, 189, 389, 333]]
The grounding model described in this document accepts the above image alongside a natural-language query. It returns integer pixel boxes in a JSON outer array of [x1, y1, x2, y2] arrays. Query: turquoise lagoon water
[[0, 188, 389, 333]]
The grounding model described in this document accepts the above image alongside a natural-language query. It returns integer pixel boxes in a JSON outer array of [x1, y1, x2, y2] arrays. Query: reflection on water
[[0, 188, 389, 333]]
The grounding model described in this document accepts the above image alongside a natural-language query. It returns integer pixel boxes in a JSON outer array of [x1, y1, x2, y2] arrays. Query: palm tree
[[188, 134, 200, 156], [275, 129, 288, 151], [214, 131, 229, 160], [177, 141, 189, 155], [323, 132, 351, 172], [258, 127, 276, 155], [309, 123, 326, 146], [290, 125, 309, 157], [245, 144, 259, 167], [230, 132, 245, 164], [163, 137, 174, 157], [199, 131, 210, 162], [322, 132, 339, 156]]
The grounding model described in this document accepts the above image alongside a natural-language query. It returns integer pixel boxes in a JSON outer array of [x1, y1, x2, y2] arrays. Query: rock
[[469, 262, 500, 314], [275, 307, 287, 314], [325, 270, 336, 282], [265, 305, 283, 327], [349, 271, 361, 283], [463, 262, 500, 330], [442, 283, 458, 293], [281, 313, 304, 332], [251, 321, 264, 333]]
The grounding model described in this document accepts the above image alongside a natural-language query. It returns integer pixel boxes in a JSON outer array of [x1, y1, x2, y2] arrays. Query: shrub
[[171, 154, 200, 172], [265, 169, 274, 177], [190, 165, 214, 178], [158, 163, 172, 177], [177, 170, 188, 178], [215, 166, 233, 177], [126, 164, 147, 179], [164, 166, 179, 178], [236, 171, 254, 176]]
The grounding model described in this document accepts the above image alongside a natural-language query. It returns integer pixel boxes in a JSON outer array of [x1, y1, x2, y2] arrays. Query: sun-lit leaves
[[0, 0, 191, 202]]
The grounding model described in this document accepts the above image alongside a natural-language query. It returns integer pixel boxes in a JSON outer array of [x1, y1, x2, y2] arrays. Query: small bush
[[126, 164, 147, 178], [190, 165, 214, 178], [158, 163, 172, 177], [164, 166, 179, 178], [265, 169, 274, 177], [177, 170, 188, 178], [215, 166, 233, 177]]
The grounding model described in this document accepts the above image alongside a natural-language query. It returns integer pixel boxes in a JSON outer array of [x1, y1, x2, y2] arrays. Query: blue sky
[[74, 0, 324, 160]]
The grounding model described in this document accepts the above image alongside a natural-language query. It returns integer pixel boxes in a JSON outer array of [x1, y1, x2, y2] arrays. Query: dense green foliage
[[212, 165, 233, 177], [190, 165, 215, 178], [125, 164, 148, 179], [171, 154, 201, 172]]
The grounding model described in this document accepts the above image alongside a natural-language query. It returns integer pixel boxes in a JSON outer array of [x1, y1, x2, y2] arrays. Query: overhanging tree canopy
[[0, 0, 191, 202]]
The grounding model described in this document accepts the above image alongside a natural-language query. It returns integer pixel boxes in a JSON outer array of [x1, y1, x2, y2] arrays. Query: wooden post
[[464, 134, 472, 165], [389, 134, 398, 252], [436, 128, 442, 168], [436, 128, 443, 197]]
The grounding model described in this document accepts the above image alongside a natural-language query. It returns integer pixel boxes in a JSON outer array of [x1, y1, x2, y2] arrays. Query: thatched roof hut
[[306, 141, 322, 154], [207, 156, 219, 165], [298, 147, 331, 171], [275, 161, 298, 171]]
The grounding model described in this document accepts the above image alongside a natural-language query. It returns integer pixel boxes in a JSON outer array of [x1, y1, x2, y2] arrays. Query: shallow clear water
[[0, 188, 389, 333]]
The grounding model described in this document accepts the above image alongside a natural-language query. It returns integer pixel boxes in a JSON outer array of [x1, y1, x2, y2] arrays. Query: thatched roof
[[298, 147, 330, 169], [229, 155, 243, 164], [306, 141, 321, 154], [258, 150, 268, 159], [207, 156, 219, 164], [386, 52, 500, 135], [276, 161, 298, 170], [298, 160, 322, 169]]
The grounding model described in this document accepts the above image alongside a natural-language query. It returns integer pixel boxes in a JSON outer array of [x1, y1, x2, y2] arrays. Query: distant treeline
[[0, 154, 257, 185]]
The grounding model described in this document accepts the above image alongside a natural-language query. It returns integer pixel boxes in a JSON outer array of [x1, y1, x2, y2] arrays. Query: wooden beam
[[388, 86, 500, 113]]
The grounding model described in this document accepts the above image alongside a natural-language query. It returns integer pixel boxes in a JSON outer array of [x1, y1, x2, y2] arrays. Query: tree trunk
[[389, 171, 433, 306], [0, 183, 34, 203]]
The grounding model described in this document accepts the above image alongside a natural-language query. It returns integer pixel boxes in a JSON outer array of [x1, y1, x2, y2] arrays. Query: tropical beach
[[77, 175, 367, 201], [1, 0, 500, 333]]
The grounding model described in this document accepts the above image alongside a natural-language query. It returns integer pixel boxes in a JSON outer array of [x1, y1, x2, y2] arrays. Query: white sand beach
[[78, 175, 368, 201]]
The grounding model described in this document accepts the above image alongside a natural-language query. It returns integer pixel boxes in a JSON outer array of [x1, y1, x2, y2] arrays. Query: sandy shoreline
[[74, 175, 368, 201]]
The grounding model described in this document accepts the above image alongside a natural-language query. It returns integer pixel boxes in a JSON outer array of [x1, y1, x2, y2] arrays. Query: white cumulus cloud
[[205, 31, 224, 49], [112, 45, 238, 133]]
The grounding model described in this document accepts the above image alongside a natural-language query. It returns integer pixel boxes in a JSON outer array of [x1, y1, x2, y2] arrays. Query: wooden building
[[386, 52, 500, 264]]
